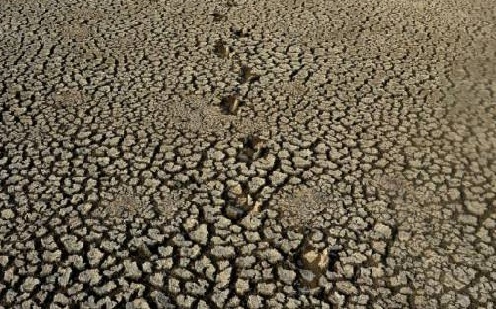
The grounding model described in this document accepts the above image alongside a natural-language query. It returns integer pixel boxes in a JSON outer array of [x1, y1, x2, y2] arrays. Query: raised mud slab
[[0, 0, 495, 308]]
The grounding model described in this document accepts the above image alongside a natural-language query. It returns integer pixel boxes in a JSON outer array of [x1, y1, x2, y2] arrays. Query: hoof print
[[239, 65, 260, 84], [221, 95, 241, 115], [238, 134, 268, 162], [214, 39, 231, 58], [299, 245, 329, 289], [246, 134, 266, 151], [212, 12, 227, 22], [232, 27, 250, 38], [224, 183, 256, 220]]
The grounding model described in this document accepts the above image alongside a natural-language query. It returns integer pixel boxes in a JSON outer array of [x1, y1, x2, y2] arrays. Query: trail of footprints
[[0, 0, 495, 308]]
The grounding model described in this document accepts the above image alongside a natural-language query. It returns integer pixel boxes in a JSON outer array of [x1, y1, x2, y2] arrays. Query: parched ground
[[0, 0, 495, 308]]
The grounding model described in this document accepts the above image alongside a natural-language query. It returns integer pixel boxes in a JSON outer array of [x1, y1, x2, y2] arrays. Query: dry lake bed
[[0, 0, 495, 308]]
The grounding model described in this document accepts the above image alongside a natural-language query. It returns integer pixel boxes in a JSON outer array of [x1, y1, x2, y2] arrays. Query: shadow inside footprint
[[221, 95, 243, 115], [232, 26, 250, 38], [237, 134, 269, 162], [239, 65, 260, 84], [212, 12, 227, 22], [297, 243, 330, 289], [223, 182, 258, 220], [214, 39, 231, 58]]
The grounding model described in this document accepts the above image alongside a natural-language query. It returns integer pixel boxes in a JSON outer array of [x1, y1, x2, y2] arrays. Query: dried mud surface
[[0, 0, 495, 308]]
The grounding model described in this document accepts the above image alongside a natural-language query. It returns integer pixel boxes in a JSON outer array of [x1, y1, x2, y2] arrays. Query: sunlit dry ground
[[0, 0, 495, 308]]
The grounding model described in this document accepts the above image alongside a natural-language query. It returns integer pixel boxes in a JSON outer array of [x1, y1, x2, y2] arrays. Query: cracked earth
[[1, 0, 495, 308]]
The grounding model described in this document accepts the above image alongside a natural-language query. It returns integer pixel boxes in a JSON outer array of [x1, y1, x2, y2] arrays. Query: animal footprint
[[214, 39, 232, 58], [239, 65, 260, 84], [221, 95, 242, 115], [237, 134, 269, 162]]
